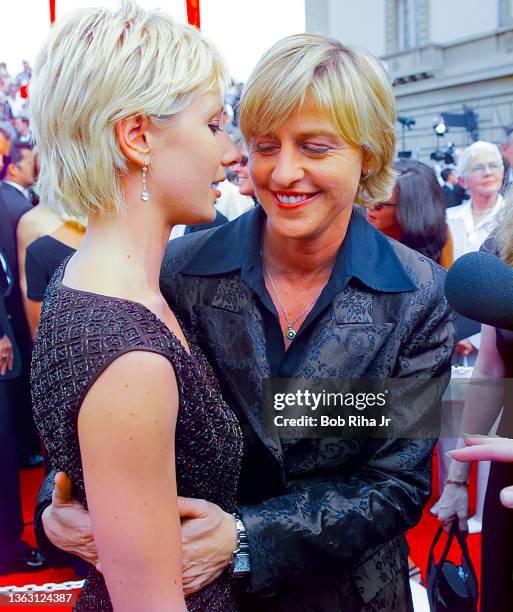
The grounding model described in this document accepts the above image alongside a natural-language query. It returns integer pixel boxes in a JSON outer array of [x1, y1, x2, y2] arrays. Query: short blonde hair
[[238, 33, 397, 205], [457, 141, 503, 180], [29, 0, 229, 217]]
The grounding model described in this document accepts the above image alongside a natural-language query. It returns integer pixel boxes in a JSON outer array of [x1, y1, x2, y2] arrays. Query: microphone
[[445, 251, 513, 331]]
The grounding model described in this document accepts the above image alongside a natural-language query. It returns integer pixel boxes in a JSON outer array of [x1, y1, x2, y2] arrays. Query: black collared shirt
[[180, 205, 416, 378]]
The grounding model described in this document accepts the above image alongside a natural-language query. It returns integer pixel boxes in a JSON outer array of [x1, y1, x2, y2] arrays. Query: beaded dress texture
[[31, 262, 243, 611]]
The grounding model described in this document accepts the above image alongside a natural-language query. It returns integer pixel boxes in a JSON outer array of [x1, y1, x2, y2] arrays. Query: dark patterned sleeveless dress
[[31, 261, 243, 611]]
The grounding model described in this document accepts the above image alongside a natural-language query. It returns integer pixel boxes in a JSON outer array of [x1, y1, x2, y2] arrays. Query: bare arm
[[25, 299, 42, 342], [449, 436, 513, 509], [16, 212, 34, 310], [448, 324, 506, 481], [78, 351, 187, 611], [436, 324, 506, 528], [16, 207, 61, 331]]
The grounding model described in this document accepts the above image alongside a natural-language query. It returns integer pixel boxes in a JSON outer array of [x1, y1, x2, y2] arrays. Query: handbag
[[427, 522, 478, 611]]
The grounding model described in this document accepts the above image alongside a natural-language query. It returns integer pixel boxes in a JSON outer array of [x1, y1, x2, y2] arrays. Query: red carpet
[[0, 449, 482, 610], [0, 468, 79, 611]]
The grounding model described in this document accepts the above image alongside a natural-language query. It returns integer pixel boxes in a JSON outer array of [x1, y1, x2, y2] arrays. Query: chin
[[239, 182, 254, 197], [179, 202, 217, 226], [267, 215, 322, 241], [196, 206, 218, 224]]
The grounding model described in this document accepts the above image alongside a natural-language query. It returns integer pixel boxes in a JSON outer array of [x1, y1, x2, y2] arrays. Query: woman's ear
[[361, 148, 374, 177], [115, 115, 151, 167]]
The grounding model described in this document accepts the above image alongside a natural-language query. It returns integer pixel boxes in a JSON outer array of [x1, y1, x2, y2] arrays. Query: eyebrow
[[256, 129, 340, 140], [297, 129, 340, 139]]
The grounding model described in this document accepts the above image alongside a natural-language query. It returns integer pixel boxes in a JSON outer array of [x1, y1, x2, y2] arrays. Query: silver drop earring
[[140, 164, 150, 201]]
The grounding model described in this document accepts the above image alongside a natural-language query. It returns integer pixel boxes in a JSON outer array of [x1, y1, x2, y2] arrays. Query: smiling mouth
[[272, 191, 320, 208]]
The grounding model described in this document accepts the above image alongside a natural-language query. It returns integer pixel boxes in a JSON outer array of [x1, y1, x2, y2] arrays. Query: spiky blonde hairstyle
[[29, 0, 229, 217]]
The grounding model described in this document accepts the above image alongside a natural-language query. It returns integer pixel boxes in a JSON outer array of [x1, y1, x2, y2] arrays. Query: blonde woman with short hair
[[29, 1, 242, 610]]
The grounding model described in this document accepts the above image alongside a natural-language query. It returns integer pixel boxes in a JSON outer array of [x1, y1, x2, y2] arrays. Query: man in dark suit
[[0, 141, 34, 217], [0, 246, 45, 573], [441, 168, 461, 208], [0, 140, 41, 466]]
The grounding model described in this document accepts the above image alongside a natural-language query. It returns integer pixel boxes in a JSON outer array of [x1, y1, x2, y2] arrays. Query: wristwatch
[[230, 513, 251, 578]]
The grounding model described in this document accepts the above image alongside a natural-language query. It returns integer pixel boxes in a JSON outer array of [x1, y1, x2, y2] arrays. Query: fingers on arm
[[78, 351, 187, 611], [450, 437, 513, 462]]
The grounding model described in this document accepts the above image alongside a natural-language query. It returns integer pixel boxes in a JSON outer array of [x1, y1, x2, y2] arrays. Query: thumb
[[177, 496, 206, 519], [52, 471, 74, 504], [500, 485, 513, 509]]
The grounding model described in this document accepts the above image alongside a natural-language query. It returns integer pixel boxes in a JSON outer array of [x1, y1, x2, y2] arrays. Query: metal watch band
[[230, 513, 251, 578]]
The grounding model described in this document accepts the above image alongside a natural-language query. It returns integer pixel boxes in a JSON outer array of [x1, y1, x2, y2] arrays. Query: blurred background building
[[306, 0, 513, 162]]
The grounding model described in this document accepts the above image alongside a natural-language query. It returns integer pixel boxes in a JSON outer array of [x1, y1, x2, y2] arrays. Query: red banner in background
[[186, 0, 200, 29], [49, 2, 199, 28]]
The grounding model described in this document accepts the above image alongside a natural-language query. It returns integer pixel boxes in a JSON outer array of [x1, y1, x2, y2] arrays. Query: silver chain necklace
[[260, 250, 319, 341]]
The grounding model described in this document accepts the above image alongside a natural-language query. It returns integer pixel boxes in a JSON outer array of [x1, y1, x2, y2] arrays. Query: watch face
[[234, 556, 251, 573]]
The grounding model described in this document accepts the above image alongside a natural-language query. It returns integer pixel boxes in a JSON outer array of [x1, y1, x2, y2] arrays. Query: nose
[[221, 132, 241, 168], [271, 147, 304, 187]]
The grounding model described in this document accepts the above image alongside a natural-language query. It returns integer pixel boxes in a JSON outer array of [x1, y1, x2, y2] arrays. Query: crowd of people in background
[[1, 40, 513, 609]]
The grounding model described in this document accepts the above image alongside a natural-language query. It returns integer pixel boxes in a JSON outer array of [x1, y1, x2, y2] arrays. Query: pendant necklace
[[261, 250, 320, 340]]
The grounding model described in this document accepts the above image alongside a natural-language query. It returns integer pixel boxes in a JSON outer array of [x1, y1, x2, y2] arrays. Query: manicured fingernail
[[445, 450, 455, 456]]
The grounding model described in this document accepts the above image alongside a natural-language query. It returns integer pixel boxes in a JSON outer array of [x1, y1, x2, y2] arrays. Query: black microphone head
[[445, 251, 513, 331]]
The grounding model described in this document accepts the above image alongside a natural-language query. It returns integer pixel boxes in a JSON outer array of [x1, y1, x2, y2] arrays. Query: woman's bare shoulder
[[78, 350, 179, 441], [17, 205, 62, 246]]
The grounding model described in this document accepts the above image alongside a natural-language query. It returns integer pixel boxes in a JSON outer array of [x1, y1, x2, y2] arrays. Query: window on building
[[498, 0, 513, 27], [397, 0, 419, 49]]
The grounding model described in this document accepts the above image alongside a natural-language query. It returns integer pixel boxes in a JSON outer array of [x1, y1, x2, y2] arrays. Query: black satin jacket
[[36, 207, 454, 611]]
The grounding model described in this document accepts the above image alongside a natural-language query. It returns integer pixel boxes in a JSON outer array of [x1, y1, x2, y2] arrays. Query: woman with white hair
[[447, 141, 504, 362], [447, 141, 504, 260], [29, 1, 241, 610]]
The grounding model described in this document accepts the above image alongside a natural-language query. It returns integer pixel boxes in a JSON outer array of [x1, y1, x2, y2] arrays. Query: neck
[[72, 199, 171, 300], [471, 192, 497, 212], [5, 178, 24, 188], [262, 208, 352, 278]]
